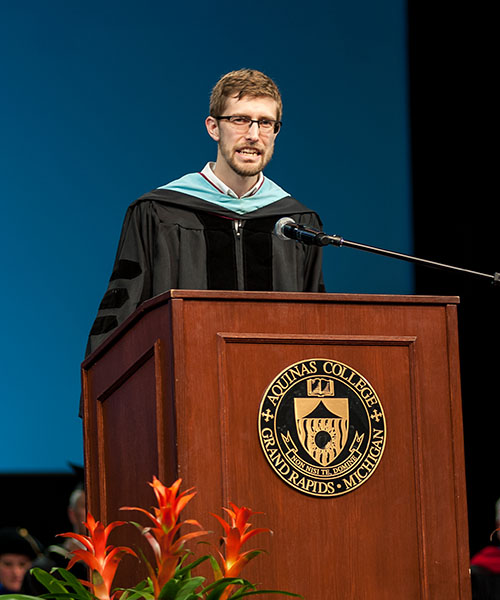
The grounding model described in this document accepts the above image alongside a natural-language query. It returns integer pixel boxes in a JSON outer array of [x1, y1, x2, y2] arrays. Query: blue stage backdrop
[[0, 0, 412, 472]]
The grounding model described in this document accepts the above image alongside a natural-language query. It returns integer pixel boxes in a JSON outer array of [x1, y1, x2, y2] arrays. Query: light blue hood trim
[[158, 173, 289, 215]]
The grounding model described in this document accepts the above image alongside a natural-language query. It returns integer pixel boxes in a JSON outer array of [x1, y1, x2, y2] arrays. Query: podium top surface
[[83, 290, 459, 367], [145, 289, 460, 312], [164, 289, 459, 304]]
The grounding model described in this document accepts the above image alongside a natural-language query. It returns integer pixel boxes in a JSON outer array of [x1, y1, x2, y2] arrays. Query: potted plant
[[0, 477, 300, 600]]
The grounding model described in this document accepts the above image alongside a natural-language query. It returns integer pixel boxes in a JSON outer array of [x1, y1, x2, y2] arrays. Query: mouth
[[236, 147, 262, 159]]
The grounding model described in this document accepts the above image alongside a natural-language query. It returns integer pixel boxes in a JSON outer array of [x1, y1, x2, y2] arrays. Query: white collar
[[200, 162, 264, 199]]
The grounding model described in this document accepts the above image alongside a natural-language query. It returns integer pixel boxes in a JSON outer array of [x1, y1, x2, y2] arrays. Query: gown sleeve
[[85, 201, 159, 355]]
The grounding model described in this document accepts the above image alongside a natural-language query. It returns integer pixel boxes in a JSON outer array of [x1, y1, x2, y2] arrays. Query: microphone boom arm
[[321, 232, 500, 286]]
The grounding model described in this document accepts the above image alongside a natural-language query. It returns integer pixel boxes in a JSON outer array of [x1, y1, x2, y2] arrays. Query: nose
[[245, 120, 260, 140], [13, 565, 26, 578]]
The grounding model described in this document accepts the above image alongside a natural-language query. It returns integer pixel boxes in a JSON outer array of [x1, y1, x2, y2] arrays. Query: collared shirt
[[200, 162, 264, 199]]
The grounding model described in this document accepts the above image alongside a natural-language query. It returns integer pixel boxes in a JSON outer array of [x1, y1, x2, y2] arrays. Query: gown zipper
[[233, 219, 245, 289]]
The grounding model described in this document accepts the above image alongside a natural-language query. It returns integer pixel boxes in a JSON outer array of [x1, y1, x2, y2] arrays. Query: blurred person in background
[[471, 497, 500, 599], [0, 526, 42, 594], [22, 485, 87, 594]]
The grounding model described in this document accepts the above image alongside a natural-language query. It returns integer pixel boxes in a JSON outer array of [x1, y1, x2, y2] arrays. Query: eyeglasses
[[216, 115, 282, 134]]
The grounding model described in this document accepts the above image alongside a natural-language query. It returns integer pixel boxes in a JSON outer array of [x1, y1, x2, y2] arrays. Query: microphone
[[274, 217, 330, 246]]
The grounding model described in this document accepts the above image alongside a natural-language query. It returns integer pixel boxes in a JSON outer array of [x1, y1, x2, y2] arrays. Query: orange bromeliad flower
[[212, 502, 271, 578], [58, 513, 137, 600], [121, 476, 207, 598]]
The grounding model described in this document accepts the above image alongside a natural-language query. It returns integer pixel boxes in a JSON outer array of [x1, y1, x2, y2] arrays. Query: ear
[[205, 116, 220, 142]]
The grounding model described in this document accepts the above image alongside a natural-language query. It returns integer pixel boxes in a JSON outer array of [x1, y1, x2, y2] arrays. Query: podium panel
[[82, 291, 471, 600]]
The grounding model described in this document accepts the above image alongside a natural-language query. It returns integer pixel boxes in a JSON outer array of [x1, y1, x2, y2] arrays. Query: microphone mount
[[275, 218, 500, 287]]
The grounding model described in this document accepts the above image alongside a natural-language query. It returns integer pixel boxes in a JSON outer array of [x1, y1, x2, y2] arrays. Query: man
[[470, 497, 500, 599], [21, 486, 88, 595], [86, 69, 324, 355]]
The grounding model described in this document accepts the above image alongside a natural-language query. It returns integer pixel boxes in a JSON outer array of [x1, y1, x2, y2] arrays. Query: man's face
[[0, 553, 32, 591], [68, 491, 86, 535], [207, 95, 280, 178]]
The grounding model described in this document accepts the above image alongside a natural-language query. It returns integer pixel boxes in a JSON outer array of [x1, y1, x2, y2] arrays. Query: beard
[[218, 139, 275, 178]]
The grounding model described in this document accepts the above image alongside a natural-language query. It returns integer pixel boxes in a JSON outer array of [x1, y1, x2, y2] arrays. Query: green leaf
[[0, 595, 44, 600], [174, 554, 211, 579], [38, 595, 95, 600], [240, 550, 265, 564], [175, 577, 204, 600], [9, 594, 94, 600], [120, 590, 155, 600], [50, 568, 93, 599], [158, 575, 204, 600], [201, 577, 302, 600], [127, 521, 146, 532], [117, 578, 155, 600], [31, 569, 72, 595], [202, 578, 248, 600], [158, 578, 182, 600], [208, 555, 223, 581], [17, 567, 96, 600]]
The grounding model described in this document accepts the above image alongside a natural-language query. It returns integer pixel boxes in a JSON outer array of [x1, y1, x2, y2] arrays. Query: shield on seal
[[295, 396, 349, 466]]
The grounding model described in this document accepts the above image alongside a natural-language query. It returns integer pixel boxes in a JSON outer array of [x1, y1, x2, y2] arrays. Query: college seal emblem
[[258, 359, 386, 497]]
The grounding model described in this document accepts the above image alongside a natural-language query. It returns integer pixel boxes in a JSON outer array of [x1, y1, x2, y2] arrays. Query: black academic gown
[[86, 188, 325, 355]]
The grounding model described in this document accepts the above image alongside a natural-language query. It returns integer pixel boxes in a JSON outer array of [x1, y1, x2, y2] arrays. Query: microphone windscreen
[[274, 217, 295, 240]]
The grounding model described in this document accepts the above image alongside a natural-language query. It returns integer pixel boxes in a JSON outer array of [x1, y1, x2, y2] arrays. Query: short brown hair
[[209, 69, 283, 121]]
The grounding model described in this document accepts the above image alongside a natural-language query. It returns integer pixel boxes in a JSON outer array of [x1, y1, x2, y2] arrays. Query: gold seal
[[258, 359, 386, 497]]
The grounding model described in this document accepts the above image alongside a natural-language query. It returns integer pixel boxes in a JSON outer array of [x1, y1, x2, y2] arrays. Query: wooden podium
[[81, 291, 471, 600]]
